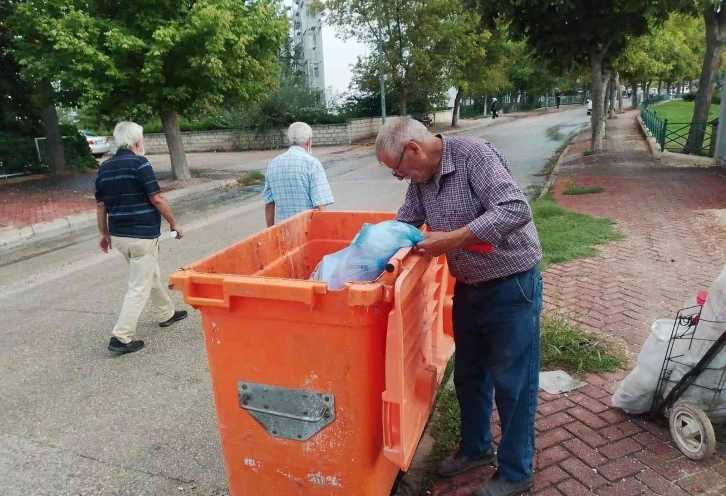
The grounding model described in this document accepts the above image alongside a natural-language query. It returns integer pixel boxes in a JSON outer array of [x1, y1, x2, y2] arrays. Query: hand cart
[[649, 292, 726, 460]]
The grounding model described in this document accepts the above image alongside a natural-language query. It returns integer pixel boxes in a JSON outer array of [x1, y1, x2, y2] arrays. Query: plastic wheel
[[669, 403, 716, 461]]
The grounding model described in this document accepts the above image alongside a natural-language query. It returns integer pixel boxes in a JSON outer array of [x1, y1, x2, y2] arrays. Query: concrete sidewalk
[[431, 110, 726, 496]]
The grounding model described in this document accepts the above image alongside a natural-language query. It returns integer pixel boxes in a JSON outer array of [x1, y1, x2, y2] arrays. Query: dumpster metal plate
[[238, 382, 335, 441]]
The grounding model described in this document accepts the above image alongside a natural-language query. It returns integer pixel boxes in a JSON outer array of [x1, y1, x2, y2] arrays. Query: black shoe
[[437, 449, 496, 478], [474, 471, 534, 496], [108, 337, 145, 353], [159, 310, 188, 328]]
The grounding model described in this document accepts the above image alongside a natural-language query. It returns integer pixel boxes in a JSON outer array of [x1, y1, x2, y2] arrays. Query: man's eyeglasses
[[390, 145, 410, 183]]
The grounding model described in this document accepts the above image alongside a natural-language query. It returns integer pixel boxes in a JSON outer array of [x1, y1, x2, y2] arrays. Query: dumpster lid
[[381, 247, 454, 470]]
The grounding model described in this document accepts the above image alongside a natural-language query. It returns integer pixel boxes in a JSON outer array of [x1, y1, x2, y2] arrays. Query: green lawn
[[531, 195, 625, 268], [651, 100, 719, 123]]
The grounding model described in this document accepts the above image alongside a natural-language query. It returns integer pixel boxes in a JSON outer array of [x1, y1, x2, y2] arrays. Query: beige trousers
[[112, 236, 175, 343]]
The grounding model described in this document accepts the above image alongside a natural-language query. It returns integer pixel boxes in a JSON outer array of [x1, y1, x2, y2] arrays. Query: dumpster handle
[[241, 393, 329, 423]]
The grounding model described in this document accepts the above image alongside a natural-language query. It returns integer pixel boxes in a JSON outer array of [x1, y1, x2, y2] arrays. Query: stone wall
[[105, 110, 456, 154]]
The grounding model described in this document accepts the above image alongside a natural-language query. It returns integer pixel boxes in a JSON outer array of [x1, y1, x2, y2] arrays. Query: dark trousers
[[452, 266, 543, 482], [491, 109, 499, 119]]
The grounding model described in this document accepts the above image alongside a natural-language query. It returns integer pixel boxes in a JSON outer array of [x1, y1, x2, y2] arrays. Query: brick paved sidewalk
[[432, 110, 726, 496], [0, 170, 208, 231]]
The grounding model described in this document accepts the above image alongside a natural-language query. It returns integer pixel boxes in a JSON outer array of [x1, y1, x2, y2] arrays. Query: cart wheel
[[669, 403, 716, 461]]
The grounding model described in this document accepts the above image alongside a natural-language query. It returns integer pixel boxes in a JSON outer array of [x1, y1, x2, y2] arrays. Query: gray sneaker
[[474, 471, 534, 496], [437, 449, 496, 478]]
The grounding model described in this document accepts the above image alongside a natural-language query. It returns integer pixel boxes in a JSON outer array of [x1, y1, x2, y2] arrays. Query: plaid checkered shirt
[[396, 136, 542, 284], [263, 146, 334, 223]]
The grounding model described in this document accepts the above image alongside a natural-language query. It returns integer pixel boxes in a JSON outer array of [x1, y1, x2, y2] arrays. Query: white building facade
[[287, 0, 326, 92]]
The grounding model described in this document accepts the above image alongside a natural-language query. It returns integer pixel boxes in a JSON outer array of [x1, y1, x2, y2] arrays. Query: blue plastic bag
[[311, 220, 425, 290]]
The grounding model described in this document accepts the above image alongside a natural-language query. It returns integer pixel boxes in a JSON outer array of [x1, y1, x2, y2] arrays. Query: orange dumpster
[[169, 210, 455, 495]]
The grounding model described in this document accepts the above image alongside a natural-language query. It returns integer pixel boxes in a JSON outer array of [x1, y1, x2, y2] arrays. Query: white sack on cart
[[612, 319, 691, 414], [665, 264, 726, 421]]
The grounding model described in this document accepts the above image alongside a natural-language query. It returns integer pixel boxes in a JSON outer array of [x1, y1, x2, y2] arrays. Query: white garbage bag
[[664, 264, 726, 420], [612, 319, 691, 414]]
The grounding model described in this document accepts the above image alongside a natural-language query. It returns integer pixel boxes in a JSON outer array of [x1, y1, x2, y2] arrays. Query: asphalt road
[[0, 106, 588, 496]]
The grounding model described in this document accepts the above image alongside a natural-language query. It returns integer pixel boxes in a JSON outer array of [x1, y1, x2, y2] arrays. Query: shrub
[[219, 78, 345, 148], [712, 93, 721, 105], [59, 124, 99, 170], [682, 92, 696, 102], [0, 132, 40, 174]]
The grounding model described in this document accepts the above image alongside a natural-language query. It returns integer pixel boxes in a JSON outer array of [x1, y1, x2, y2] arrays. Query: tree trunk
[[657, 81, 662, 95], [632, 81, 639, 109], [685, 7, 726, 154], [589, 51, 607, 153], [616, 73, 623, 112], [608, 73, 616, 119], [160, 110, 191, 180], [452, 87, 463, 127], [37, 80, 66, 176], [398, 90, 407, 117]]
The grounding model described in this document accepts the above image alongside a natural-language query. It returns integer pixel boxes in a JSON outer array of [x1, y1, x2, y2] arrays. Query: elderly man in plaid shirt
[[263, 122, 334, 226], [376, 117, 543, 496]]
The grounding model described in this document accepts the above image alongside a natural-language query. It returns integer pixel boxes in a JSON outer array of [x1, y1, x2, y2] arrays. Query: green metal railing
[[640, 104, 668, 152], [641, 98, 717, 157]]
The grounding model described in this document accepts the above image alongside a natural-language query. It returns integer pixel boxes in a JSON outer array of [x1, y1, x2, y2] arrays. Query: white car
[[586, 99, 592, 115], [80, 130, 110, 158]]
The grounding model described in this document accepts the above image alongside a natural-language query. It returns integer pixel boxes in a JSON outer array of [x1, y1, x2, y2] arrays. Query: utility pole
[[378, 23, 386, 124]]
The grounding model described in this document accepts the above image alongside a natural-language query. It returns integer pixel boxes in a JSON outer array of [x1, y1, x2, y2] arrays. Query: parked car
[[80, 130, 110, 158], [586, 99, 592, 115]]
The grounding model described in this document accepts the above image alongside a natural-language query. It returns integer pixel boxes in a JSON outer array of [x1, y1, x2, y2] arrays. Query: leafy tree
[[506, 43, 561, 102], [0, 0, 40, 137], [12, 0, 288, 179], [344, 53, 448, 116], [439, 5, 491, 125], [2, 0, 69, 175], [326, 0, 480, 115], [620, 28, 676, 107], [677, 1, 726, 154], [503, 0, 675, 153]]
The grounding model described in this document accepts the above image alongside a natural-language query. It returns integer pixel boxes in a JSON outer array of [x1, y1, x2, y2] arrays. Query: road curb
[[538, 124, 590, 200], [0, 178, 239, 252]]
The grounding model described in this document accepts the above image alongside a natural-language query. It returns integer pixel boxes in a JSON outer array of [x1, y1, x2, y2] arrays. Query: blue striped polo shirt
[[94, 149, 162, 239]]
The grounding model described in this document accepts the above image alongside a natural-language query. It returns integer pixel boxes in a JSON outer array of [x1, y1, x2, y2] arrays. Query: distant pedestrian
[[263, 122, 334, 227], [555, 90, 562, 109], [95, 122, 188, 354], [490, 98, 500, 119]]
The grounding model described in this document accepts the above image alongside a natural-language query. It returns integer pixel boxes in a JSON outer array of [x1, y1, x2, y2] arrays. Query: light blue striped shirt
[[263, 146, 334, 223]]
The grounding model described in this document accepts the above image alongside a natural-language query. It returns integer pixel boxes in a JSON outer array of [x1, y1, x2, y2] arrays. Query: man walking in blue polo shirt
[[95, 122, 187, 354]]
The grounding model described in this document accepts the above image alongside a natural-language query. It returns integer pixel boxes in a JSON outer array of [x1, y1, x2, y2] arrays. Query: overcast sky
[[321, 27, 368, 95]]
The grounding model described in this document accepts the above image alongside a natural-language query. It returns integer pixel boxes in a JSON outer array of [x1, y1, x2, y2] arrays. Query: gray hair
[[113, 121, 144, 149], [375, 117, 431, 160], [288, 122, 313, 146]]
